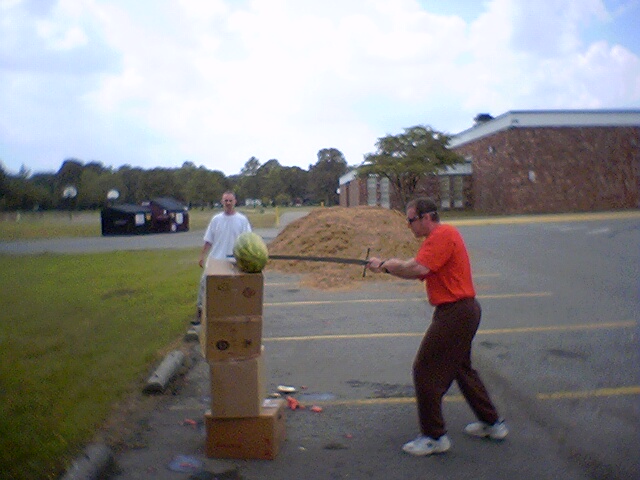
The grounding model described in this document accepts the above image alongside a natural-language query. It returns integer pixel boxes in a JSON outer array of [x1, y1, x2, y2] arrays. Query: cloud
[[509, 0, 609, 55], [1, 0, 638, 176], [450, 0, 640, 114]]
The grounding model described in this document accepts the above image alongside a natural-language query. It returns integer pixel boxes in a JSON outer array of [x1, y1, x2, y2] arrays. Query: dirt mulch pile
[[266, 206, 421, 289]]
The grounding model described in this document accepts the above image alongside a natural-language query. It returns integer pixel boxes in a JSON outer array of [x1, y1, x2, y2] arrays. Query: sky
[[1, 0, 639, 177]]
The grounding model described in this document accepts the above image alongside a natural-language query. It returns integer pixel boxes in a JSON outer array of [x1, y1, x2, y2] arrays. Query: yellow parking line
[[478, 320, 636, 335], [320, 396, 462, 407], [264, 291, 552, 307], [263, 321, 636, 343], [480, 292, 553, 299], [307, 386, 640, 407], [449, 211, 640, 226], [265, 298, 412, 307], [265, 332, 421, 342], [537, 386, 640, 400]]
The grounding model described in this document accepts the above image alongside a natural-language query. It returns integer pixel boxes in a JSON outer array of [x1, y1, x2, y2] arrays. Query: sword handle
[[362, 247, 370, 278]]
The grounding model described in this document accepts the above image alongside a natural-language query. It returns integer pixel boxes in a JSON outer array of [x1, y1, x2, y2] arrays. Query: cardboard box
[[205, 399, 286, 460], [200, 315, 262, 361], [204, 261, 263, 319], [204, 259, 239, 275], [209, 354, 266, 418]]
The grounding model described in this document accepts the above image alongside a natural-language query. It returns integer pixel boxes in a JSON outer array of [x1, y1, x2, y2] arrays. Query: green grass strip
[[0, 208, 281, 240], [0, 248, 201, 479]]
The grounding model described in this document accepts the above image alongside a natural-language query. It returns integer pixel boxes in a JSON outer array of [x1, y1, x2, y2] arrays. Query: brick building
[[450, 110, 639, 214], [339, 109, 640, 214], [339, 163, 473, 210]]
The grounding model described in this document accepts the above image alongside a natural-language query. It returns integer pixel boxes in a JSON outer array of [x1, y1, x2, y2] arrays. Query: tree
[[308, 148, 348, 206], [115, 165, 145, 204], [184, 168, 227, 208], [280, 166, 309, 204], [359, 125, 465, 210], [17, 164, 31, 179], [274, 192, 290, 206], [257, 159, 286, 205], [174, 161, 198, 199], [241, 157, 260, 176], [77, 168, 106, 209], [236, 157, 262, 201], [55, 159, 84, 207], [0, 163, 7, 207], [29, 172, 57, 209], [141, 168, 181, 200], [0, 171, 51, 210]]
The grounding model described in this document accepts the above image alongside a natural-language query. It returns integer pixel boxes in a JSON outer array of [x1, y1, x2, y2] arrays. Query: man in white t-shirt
[[193, 191, 252, 324]]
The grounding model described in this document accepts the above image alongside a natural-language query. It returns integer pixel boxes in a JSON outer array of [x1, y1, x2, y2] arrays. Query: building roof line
[[449, 109, 640, 148]]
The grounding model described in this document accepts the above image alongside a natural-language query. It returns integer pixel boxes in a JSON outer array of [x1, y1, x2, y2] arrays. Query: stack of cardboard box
[[200, 260, 286, 460]]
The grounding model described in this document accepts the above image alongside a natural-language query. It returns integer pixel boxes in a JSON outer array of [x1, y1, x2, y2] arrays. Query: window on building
[[380, 177, 390, 208], [439, 176, 451, 209], [367, 177, 377, 206], [453, 176, 464, 208]]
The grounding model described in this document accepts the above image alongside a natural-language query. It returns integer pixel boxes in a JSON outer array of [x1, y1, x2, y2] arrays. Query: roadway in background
[[0, 209, 309, 255]]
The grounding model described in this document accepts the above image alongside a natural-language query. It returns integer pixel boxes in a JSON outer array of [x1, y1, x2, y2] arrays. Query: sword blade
[[268, 254, 368, 265]]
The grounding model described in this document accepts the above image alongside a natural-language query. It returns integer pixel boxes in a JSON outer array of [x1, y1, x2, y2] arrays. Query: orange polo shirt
[[415, 223, 476, 306]]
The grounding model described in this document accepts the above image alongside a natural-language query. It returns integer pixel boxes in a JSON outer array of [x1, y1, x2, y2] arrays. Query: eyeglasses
[[407, 210, 435, 225]]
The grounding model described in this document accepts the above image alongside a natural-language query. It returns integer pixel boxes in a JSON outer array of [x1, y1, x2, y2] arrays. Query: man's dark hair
[[406, 197, 440, 222]]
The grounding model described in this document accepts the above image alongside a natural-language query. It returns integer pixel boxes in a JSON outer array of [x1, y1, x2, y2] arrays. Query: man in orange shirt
[[367, 197, 508, 456]]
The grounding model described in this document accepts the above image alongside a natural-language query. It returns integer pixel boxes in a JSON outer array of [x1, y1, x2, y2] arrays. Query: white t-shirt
[[203, 211, 252, 260]]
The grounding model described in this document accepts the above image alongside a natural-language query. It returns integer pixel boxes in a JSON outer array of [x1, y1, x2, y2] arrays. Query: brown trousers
[[413, 297, 499, 439]]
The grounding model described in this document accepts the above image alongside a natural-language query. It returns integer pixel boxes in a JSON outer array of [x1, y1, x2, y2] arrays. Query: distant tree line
[[0, 125, 465, 212], [0, 147, 349, 211]]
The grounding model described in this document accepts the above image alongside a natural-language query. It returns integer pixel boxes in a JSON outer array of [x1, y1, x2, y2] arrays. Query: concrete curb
[[61, 348, 192, 479], [184, 326, 199, 342], [60, 443, 113, 480], [143, 350, 186, 394]]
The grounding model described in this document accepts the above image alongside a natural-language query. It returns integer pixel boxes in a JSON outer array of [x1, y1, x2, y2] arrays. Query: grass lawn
[[0, 207, 285, 241], [0, 248, 202, 480], [0, 206, 293, 479]]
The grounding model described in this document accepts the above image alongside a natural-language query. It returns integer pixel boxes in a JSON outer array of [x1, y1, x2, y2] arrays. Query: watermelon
[[233, 232, 269, 273]]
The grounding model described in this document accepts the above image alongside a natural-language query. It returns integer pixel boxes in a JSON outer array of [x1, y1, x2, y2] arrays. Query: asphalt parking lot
[[106, 212, 639, 480], [8, 210, 637, 479], [109, 270, 581, 480]]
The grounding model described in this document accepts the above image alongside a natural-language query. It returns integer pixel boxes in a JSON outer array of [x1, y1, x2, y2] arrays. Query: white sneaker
[[402, 434, 451, 456], [464, 420, 508, 440]]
